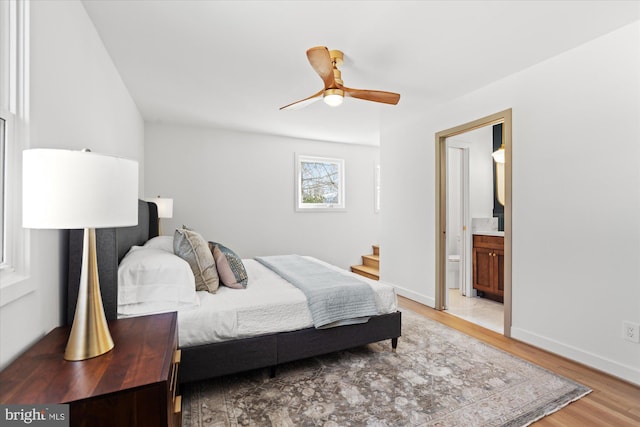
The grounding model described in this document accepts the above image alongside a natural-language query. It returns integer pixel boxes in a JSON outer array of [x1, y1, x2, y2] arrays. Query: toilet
[[447, 254, 461, 289]]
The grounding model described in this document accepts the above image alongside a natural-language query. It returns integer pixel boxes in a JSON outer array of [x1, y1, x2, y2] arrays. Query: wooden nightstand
[[0, 312, 181, 427]]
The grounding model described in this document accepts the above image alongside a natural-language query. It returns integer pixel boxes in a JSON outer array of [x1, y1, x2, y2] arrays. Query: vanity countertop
[[473, 230, 505, 237]]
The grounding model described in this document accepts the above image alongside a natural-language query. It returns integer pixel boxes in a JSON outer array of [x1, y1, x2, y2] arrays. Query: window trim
[[374, 162, 381, 213], [0, 0, 31, 306], [295, 154, 346, 212]]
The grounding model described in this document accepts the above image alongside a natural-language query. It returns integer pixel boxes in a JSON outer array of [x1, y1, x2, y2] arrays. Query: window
[[295, 154, 345, 211], [0, 0, 30, 304]]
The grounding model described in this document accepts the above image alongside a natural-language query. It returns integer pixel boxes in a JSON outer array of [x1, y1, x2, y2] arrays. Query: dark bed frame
[[67, 200, 401, 384]]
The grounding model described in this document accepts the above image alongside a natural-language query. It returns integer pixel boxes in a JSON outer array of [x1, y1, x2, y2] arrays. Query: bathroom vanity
[[472, 232, 504, 302]]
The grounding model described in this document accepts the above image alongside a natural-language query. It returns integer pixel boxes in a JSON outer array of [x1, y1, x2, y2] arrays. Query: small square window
[[295, 154, 345, 212]]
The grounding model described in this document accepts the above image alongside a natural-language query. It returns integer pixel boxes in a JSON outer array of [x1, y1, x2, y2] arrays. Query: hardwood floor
[[399, 296, 640, 427]]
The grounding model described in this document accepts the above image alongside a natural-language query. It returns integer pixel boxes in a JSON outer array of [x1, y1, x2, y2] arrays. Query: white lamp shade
[[148, 197, 173, 219], [23, 149, 139, 229]]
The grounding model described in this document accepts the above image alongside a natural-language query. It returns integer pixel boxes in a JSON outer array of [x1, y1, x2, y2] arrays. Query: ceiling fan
[[280, 46, 401, 110]]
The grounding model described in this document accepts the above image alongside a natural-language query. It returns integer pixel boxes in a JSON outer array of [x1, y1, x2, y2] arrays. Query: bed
[[66, 200, 401, 384]]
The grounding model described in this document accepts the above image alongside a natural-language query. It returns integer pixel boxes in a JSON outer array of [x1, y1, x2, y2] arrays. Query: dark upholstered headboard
[[66, 200, 159, 324]]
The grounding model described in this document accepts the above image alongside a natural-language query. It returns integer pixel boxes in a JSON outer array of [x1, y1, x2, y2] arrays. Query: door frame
[[434, 109, 513, 337]]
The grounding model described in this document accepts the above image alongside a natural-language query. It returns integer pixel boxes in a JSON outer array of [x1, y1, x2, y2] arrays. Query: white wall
[[0, 0, 144, 368], [381, 21, 640, 384], [145, 123, 380, 270]]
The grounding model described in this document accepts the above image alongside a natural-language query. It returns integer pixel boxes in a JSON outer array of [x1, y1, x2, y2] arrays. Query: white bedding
[[175, 256, 397, 347]]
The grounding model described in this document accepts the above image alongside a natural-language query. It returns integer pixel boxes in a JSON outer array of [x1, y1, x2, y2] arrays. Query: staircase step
[[351, 264, 379, 280], [372, 245, 379, 256], [362, 254, 379, 269]]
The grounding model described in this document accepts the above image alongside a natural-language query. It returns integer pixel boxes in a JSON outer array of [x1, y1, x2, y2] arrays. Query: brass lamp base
[[65, 228, 114, 361]]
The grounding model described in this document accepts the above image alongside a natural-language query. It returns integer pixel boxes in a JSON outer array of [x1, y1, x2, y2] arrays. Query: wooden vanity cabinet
[[472, 234, 504, 302]]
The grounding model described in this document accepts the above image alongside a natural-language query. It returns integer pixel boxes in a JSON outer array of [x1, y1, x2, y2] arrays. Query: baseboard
[[511, 327, 640, 386], [384, 281, 639, 386], [383, 282, 435, 308]]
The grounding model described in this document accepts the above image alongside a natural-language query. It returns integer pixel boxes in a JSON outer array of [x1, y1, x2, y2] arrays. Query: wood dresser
[[0, 312, 181, 427]]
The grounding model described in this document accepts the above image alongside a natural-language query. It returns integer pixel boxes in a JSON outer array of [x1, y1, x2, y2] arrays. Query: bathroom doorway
[[446, 127, 503, 333], [435, 109, 512, 337]]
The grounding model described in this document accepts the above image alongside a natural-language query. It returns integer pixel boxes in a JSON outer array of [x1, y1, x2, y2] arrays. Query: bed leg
[[269, 366, 277, 378], [391, 337, 398, 353]]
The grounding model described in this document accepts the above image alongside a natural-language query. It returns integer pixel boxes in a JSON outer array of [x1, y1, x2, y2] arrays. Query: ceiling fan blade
[[306, 46, 336, 89], [343, 87, 401, 105], [280, 89, 324, 110]]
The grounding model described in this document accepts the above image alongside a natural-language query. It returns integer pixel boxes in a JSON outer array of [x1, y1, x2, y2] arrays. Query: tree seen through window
[[301, 161, 339, 204], [295, 154, 345, 211]]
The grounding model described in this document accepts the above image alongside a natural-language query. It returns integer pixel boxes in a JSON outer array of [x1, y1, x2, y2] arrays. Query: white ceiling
[[81, 1, 640, 146]]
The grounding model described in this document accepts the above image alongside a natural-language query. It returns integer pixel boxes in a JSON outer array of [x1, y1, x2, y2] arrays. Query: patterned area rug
[[182, 309, 590, 426]]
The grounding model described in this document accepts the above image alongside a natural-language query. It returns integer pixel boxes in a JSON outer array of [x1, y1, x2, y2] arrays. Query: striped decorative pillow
[[173, 228, 219, 293]]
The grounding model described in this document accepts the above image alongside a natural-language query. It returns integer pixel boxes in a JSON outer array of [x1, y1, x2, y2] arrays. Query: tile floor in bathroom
[[446, 288, 504, 333]]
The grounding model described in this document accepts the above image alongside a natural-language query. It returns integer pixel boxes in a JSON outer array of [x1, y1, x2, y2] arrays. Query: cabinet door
[[492, 249, 505, 297], [473, 247, 493, 293]]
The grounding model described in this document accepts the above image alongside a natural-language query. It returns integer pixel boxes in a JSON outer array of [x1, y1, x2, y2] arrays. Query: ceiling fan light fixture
[[323, 88, 344, 107]]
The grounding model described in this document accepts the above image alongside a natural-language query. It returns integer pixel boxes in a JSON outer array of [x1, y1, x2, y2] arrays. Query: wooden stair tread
[[351, 264, 379, 280], [351, 264, 378, 274], [362, 254, 379, 269], [352, 245, 380, 280]]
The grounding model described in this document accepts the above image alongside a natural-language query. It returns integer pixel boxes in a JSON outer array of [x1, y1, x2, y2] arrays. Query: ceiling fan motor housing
[[329, 50, 344, 86], [329, 50, 344, 66]]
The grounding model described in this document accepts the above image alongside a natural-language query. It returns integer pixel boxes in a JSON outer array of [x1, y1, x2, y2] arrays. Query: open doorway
[[435, 109, 512, 337], [445, 127, 503, 333]]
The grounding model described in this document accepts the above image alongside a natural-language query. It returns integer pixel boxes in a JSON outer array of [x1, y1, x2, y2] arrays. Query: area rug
[[182, 309, 590, 426]]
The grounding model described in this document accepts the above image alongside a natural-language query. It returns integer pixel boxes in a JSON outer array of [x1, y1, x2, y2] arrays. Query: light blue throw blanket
[[255, 255, 378, 328]]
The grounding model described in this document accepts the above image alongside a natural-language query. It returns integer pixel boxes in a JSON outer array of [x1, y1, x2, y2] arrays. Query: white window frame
[[0, 0, 32, 306], [295, 154, 346, 212]]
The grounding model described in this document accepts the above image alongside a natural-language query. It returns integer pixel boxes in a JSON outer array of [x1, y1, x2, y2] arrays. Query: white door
[[445, 145, 470, 305]]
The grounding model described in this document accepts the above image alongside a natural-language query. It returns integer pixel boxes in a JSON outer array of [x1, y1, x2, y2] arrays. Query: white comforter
[[177, 257, 397, 347]]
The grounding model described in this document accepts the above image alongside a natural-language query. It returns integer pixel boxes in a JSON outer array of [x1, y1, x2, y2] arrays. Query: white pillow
[[143, 235, 174, 253], [118, 246, 199, 316]]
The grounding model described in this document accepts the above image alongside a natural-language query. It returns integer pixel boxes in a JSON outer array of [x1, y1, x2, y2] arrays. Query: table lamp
[[146, 196, 173, 235], [23, 149, 138, 361]]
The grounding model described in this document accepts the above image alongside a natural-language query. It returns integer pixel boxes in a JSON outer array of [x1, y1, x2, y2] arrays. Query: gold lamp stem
[[64, 228, 114, 361]]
